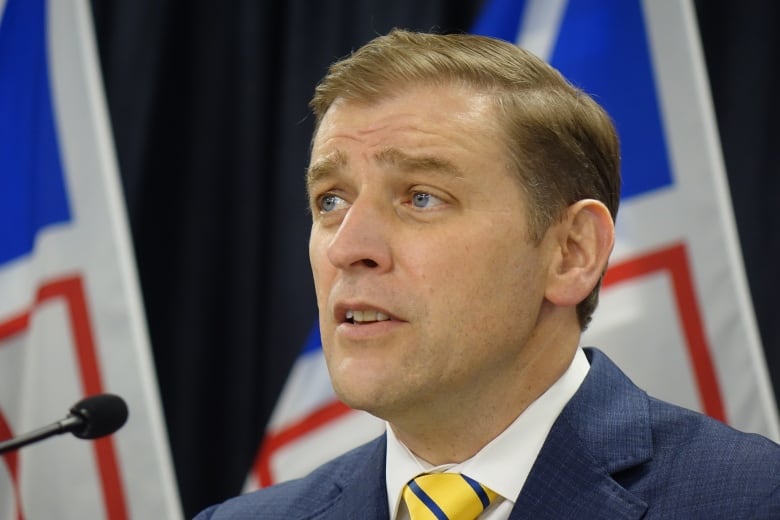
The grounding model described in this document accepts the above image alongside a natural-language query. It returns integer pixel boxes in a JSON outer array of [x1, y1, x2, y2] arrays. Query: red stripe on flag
[[254, 400, 354, 487], [604, 242, 726, 422], [0, 274, 129, 519], [0, 312, 28, 339], [1, 310, 31, 519], [0, 411, 24, 520]]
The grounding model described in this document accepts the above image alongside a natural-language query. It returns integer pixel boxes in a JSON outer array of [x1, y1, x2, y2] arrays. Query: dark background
[[88, 1, 779, 517]]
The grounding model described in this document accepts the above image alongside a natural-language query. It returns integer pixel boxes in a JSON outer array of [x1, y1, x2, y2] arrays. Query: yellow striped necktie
[[403, 473, 498, 520]]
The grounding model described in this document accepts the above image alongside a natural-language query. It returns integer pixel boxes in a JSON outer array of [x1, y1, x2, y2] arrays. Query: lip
[[333, 301, 401, 324], [332, 300, 405, 340]]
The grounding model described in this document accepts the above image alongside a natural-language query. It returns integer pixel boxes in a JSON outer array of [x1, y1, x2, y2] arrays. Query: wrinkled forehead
[[311, 79, 507, 151]]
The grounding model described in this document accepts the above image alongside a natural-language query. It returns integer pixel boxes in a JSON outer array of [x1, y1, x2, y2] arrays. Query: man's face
[[307, 84, 557, 426]]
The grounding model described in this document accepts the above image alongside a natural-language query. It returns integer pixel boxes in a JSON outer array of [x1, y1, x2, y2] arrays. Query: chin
[[332, 379, 390, 416]]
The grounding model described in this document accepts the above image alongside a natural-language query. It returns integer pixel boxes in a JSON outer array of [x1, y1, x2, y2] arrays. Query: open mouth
[[345, 309, 391, 324]]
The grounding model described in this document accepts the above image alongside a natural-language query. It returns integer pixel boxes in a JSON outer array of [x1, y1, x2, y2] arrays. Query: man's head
[[311, 28, 620, 329], [306, 29, 618, 458]]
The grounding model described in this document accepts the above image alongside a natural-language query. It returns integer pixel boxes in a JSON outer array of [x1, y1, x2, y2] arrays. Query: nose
[[326, 196, 392, 272]]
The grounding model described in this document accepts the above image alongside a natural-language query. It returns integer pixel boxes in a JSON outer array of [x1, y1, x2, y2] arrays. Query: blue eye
[[321, 195, 336, 212], [412, 193, 430, 208], [411, 192, 443, 209], [319, 194, 347, 212]]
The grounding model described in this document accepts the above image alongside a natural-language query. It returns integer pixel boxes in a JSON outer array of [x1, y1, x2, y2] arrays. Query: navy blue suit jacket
[[195, 348, 780, 518]]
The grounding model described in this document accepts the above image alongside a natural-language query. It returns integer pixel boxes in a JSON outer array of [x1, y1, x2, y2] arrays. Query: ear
[[545, 199, 615, 307]]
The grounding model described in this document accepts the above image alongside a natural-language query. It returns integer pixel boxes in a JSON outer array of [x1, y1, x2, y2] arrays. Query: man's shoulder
[[583, 347, 780, 465], [193, 436, 386, 519], [637, 396, 780, 515], [579, 347, 780, 515], [646, 392, 780, 473]]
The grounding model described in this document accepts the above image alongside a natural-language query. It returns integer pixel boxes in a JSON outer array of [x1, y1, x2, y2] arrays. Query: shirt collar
[[386, 347, 590, 518]]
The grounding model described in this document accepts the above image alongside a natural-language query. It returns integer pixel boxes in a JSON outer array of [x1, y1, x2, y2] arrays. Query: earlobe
[[545, 199, 615, 307]]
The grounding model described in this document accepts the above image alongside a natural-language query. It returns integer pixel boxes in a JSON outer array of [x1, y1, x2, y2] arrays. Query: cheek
[[309, 233, 331, 289], [431, 232, 543, 323]]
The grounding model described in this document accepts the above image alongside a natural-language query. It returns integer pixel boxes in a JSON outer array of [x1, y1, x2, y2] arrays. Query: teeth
[[346, 309, 390, 323]]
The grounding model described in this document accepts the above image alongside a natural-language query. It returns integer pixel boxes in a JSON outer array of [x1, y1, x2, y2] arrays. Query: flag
[[0, 0, 183, 518], [245, 0, 779, 491], [243, 324, 385, 491]]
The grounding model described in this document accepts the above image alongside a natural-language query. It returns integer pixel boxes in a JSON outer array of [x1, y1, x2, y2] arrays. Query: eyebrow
[[306, 150, 348, 191], [306, 147, 462, 191]]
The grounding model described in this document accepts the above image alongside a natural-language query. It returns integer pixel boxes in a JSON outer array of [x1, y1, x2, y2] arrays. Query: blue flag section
[[472, 0, 672, 201], [470, 0, 527, 41], [0, 0, 71, 264], [300, 322, 322, 356], [550, 0, 673, 199]]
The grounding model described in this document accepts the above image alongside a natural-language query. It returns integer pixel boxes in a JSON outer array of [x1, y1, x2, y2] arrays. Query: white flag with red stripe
[[0, 0, 182, 518], [244, 0, 779, 492], [244, 325, 384, 491]]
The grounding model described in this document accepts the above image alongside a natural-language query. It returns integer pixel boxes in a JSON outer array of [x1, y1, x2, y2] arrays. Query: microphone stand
[[0, 416, 82, 455]]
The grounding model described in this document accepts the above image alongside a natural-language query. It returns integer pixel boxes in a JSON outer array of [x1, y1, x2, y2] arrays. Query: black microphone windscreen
[[69, 393, 129, 439]]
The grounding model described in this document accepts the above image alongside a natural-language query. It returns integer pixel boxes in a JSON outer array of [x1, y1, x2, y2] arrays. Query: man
[[196, 29, 780, 519]]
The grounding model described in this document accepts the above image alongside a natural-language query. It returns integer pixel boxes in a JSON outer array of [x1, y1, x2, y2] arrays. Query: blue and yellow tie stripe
[[403, 473, 498, 520]]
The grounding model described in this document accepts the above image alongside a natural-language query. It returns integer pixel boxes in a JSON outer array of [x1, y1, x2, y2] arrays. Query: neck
[[389, 317, 580, 466]]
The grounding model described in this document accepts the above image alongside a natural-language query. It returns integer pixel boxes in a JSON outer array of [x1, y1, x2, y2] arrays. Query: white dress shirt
[[386, 347, 590, 519]]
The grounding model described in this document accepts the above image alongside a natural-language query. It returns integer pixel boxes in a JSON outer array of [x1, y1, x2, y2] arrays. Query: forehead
[[308, 84, 505, 170]]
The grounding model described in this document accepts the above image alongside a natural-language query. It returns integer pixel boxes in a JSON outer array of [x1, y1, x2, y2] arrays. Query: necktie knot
[[403, 472, 498, 520]]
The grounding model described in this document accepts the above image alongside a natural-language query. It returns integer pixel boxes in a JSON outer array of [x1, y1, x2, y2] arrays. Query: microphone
[[0, 393, 128, 455]]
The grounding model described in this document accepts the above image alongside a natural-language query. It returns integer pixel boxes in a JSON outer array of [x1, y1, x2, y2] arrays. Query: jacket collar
[[510, 347, 651, 518], [310, 434, 389, 519]]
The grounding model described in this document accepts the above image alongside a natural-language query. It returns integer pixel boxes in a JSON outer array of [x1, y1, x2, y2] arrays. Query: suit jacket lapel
[[310, 434, 390, 519], [510, 348, 651, 519]]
